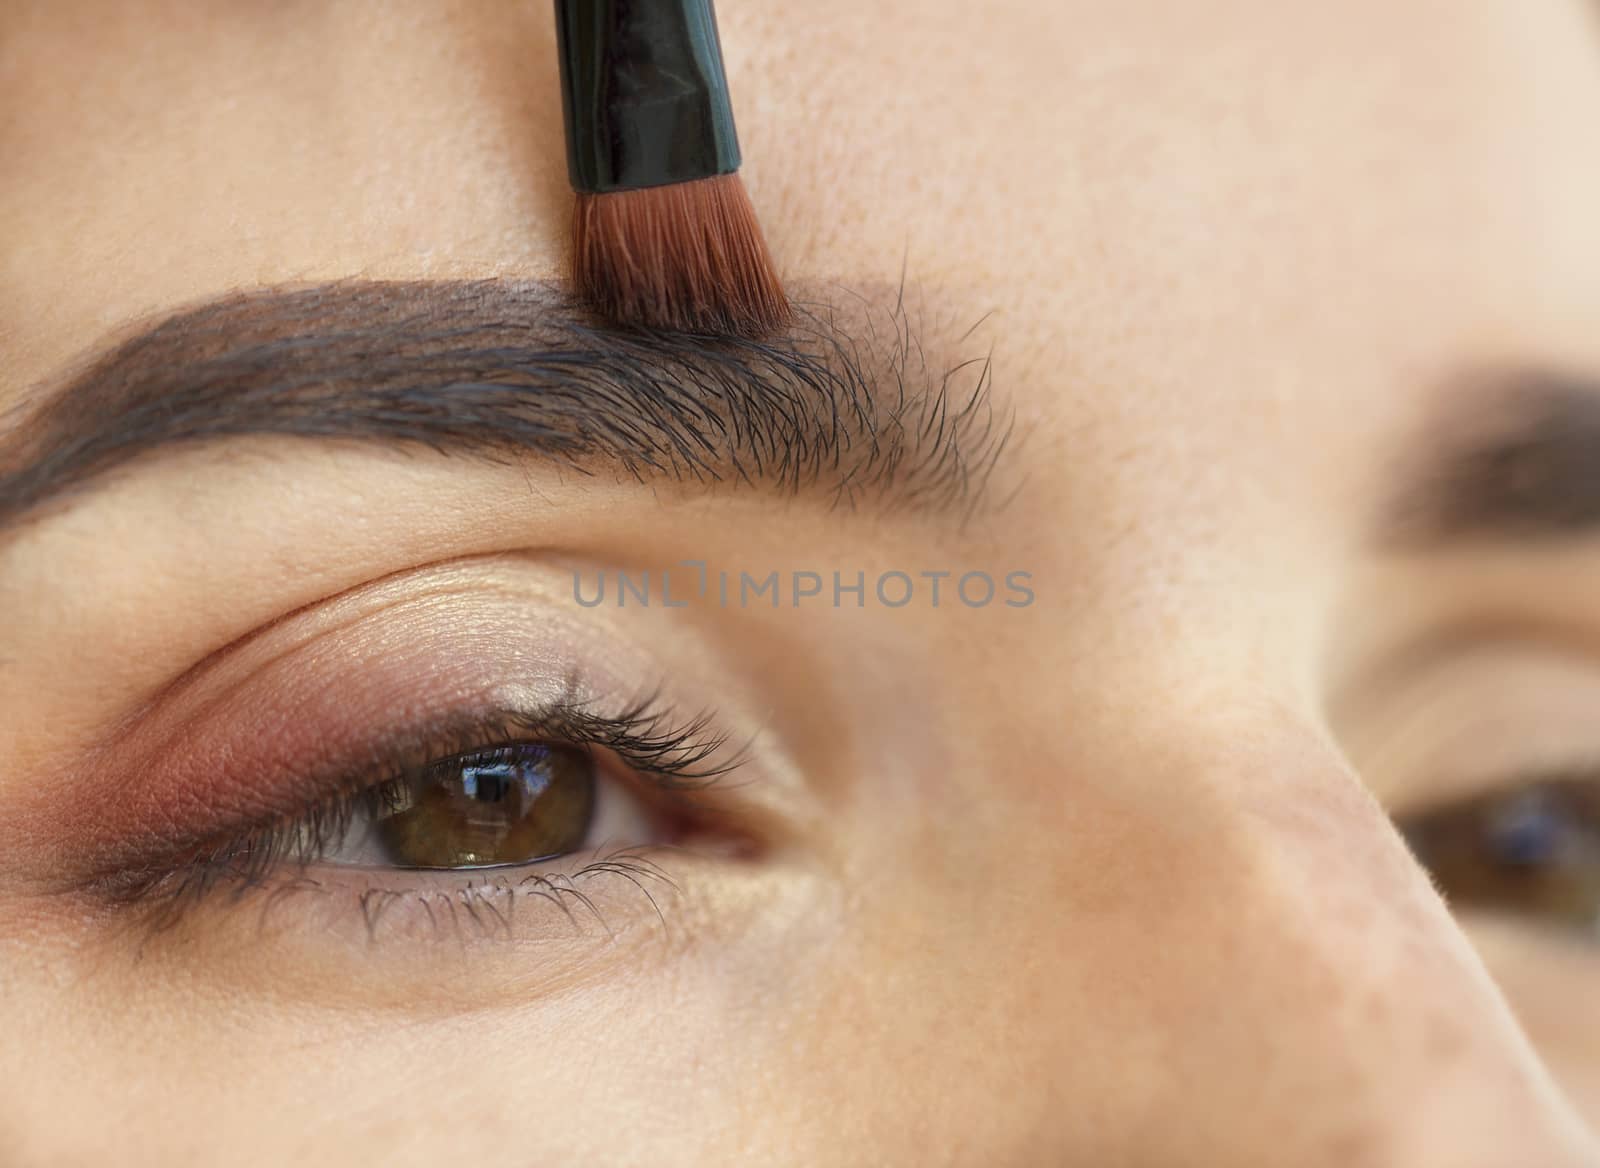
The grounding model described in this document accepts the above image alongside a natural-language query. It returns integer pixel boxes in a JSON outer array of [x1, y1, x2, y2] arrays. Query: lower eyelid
[[139, 842, 693, 952], [355, 847, 685, 942], [77, 831, 826, 1018]]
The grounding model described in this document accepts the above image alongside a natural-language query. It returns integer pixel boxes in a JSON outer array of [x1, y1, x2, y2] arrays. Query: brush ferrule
[[555, 0, 743, 194]]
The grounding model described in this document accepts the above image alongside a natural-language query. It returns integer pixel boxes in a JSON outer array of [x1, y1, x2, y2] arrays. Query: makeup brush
[[554, 0, 790, 335]]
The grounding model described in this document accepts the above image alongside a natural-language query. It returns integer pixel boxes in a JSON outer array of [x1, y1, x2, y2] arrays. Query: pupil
[[462, 765, 517, 804], [373, 743, 597, 868]]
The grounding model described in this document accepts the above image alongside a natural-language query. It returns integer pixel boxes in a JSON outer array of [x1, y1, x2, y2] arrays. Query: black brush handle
[[555, 0, 743, 194]]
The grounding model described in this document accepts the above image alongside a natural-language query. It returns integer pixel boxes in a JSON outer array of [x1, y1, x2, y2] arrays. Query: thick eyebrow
[[1387, 373, 1600, 544], [0, 279, 1008, 530]]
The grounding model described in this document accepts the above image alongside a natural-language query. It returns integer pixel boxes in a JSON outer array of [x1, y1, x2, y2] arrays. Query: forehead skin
[[2, 0, 1599, 633], [5, 1, 1600, 1165]]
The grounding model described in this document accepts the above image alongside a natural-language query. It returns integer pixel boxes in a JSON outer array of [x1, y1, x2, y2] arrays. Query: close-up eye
[[11, 0, 1600, 1163], [100, 674, 755, 947], [1402, 776, 1600, 936]]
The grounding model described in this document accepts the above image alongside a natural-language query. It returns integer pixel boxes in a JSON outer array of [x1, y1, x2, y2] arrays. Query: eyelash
[[110, 687, 740, 934]]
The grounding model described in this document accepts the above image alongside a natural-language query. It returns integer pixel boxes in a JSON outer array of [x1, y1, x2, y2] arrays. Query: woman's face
[[4, 1, 1600, 1163]]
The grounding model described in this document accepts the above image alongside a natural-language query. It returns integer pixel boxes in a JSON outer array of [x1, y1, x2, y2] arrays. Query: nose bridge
[[1063, 722, 1600, 1166], [1152, 729, 1587, 1158]]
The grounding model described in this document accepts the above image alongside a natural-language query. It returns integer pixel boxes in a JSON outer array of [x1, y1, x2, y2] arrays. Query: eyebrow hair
[[1387, 373, 1600, 544], [0, 279, 1009, 531]]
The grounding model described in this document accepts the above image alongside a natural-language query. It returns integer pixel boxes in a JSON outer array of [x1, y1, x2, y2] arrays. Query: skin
[[3, 0, 1600, 1164]]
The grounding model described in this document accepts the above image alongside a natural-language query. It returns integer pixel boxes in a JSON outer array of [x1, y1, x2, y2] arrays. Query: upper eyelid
[[33, 600, 736, 889], [38, 567, 653, 833], [12, 555, 804, 904], [1330, 633, 1600, 815]]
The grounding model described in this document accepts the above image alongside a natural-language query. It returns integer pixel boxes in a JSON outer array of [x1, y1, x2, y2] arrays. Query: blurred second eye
[[1402, 776, 1600, 937]]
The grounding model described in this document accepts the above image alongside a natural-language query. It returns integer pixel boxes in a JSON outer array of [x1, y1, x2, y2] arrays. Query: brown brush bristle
[[572, 173, 791, 336]]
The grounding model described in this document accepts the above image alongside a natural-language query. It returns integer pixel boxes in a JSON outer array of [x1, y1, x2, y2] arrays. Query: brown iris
[[1402, 778, 1600, 933], [374, 744, 597, 868]]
